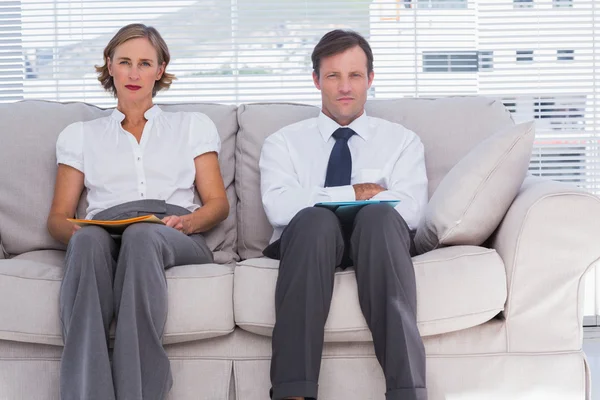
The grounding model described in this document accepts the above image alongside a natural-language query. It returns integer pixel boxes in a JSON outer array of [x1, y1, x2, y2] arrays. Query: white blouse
[[56, 105, 221, 219]]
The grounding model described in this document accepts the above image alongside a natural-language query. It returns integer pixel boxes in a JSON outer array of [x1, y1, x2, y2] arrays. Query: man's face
[[313, 45, 374, 126]]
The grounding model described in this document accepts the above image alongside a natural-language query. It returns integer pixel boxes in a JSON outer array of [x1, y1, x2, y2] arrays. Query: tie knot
[[332, 127, 355, 142]]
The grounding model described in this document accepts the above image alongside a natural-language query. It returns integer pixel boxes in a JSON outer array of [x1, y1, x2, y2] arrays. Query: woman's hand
[[47, 164, 85, 245], [71, 224, 82, 237], [162, 215, 196, 234], [189, 152, 229, 233], [162, 152, 229, 236], [162, 215, 185, 232]]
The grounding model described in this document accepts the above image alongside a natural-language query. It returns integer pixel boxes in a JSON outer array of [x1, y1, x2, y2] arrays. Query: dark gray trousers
[[267, 204, 427, 400], [59, 200, 213, 400]]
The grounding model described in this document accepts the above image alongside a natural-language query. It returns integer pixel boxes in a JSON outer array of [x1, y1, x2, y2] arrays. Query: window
[[529, 146, 586, 184], [501, 95, 588, 187], [557, 49, 575, 61], [423, 51, 479, 73], [416, 0, 468, 9], [401, 0, 468, 9], [502, 100, 517, 114], [516, 50, 534, 62], [478, 51, 494, 70], [553, 0, 573, 7], [0, 0, 598, 195], [514, 0, 534, 8], [534, 97, 585, 128], [1, 1, 23, 102], [24, 49, 54, 80]]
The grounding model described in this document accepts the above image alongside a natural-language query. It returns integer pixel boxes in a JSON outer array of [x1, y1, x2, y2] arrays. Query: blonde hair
[[95, 23, 175, 97]]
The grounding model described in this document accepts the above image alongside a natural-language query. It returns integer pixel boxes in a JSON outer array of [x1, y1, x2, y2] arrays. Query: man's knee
[[353, 204, 414, 255], [355, 203, 407, 231], [280, 207, 343, 266], [287, 206, 340, 237]]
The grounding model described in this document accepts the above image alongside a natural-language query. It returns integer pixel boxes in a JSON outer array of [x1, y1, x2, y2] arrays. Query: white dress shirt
[[259, 111, 428, 243], [56, 105, 221, 219]]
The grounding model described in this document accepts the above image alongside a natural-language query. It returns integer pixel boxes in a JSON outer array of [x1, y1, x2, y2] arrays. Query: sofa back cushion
[[0, 101, 239, 263], [235, 97, 515, 260], [0, 101, 108, 254], [235, 103, 320, 259]]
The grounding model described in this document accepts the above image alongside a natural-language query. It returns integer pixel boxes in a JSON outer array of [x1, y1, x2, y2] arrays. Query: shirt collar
[[110, 104, 162, 123], [317, 111, 370, 142]]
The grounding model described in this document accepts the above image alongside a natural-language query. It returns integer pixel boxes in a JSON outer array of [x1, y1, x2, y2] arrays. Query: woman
[[47, 23, 229, 400]]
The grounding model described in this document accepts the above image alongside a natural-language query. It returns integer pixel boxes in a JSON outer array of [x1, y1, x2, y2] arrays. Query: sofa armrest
[[490, 176, 600, 353]]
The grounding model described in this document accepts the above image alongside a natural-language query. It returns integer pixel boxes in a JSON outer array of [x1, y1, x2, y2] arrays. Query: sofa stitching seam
[[0, 271, 234, 281], [236, 307, 502, 330], [236, 105, 248, 258]]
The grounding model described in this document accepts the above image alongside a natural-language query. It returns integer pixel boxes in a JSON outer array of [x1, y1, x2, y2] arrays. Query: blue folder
[[314, 200, 400, 226]]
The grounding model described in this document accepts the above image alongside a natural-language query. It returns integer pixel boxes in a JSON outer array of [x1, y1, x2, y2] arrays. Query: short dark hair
[[311, 29, 374, 78]]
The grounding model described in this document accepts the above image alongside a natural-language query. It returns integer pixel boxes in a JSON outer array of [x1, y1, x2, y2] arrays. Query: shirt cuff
[[323, 185, 356, 202], [370, 190, 396, 201]]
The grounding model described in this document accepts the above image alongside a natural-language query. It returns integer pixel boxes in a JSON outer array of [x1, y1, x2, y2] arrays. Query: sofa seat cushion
[[13, 249, 66, 267], [234, 246, 507, 341], [0, 256, 235, 346]]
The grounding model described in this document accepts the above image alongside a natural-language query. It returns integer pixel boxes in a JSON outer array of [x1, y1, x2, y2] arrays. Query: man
[[259, 29, 428, 400]]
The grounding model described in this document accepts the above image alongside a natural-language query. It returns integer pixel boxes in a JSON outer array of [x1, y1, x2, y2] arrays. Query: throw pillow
[[414, 121, 535, 254]]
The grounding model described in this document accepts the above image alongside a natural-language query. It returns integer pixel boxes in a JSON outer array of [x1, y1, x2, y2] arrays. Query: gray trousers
[[266, 204, 427, 400], [59, 200, 213, 400]]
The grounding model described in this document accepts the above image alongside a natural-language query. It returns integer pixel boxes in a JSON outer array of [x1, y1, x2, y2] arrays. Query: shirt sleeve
[[370, 128, 428, 230], [189, 112, 221, 158], [55, 122, 84, 172], [259, 132, 356, 229]]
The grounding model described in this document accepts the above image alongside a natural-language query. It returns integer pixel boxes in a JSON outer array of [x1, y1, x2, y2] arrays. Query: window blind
[[1, 0, 598, 193]]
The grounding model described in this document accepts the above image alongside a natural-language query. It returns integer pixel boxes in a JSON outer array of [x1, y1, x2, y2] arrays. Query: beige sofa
[[0, 97, 598, 399]]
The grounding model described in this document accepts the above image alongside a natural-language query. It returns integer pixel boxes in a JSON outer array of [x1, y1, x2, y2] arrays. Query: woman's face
[[108, 37, 165, 103]]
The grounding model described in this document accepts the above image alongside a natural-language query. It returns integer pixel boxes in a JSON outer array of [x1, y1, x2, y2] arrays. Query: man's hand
[[353, 183, 386, 201]]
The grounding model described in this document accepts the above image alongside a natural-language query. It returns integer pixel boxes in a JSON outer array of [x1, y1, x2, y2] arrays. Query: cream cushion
[[415, 121, 535, 254], [0, 253, 235, 346], [234, 246, 507, 341]]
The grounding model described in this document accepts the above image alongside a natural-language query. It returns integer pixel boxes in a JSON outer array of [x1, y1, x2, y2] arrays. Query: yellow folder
[[67, 215, 165, 234]]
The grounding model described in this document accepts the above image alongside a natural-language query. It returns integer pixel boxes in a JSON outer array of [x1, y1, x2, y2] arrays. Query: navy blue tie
[[324, 127, 356, 187]]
